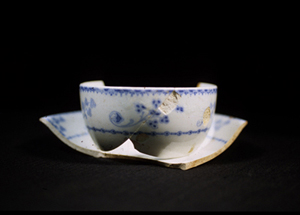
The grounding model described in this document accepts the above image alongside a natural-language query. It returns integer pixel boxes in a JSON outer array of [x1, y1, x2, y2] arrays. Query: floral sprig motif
[[109, 99, 184, 129], [175, 106, 184, 112], [82, 98, 97, 119], [152, 99, 161, 108], [135, 104, 146, 113]]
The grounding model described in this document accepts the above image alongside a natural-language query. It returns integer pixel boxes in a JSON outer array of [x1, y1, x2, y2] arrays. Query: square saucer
[[40, 111, 247, 170]]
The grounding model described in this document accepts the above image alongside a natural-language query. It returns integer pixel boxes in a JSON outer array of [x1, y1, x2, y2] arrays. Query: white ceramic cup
[[79, 80, 217, 159]]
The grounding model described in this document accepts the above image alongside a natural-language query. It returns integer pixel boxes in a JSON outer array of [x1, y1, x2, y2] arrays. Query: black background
[[1, 26, 299, 211]]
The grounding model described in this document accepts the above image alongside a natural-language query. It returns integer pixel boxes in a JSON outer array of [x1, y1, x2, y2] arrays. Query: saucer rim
[[39, 111, 247, 170]]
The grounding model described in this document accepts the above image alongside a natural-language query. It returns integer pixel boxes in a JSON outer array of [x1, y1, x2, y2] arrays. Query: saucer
[[39, 111, 247, 170]]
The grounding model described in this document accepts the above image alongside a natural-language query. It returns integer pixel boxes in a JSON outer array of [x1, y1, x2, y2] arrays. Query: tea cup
[[79, 80, 217, 159]]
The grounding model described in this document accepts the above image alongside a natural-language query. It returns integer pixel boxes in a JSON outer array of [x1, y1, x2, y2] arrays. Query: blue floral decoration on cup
[[82, 98, 97, 119], [109, 99, 183, 129]]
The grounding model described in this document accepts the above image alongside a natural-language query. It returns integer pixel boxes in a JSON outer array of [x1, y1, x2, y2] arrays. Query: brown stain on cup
[[203, 106, 211, 126]]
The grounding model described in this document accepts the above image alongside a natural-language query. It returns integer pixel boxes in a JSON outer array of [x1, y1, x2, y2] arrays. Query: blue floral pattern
[[147, 119, 159, 129], [175, 106, 184, 112], [135, 104, 146, 113], [109, 111, 124, 124], [160, 115, 170, 123], [82, 98, 97, 119], [48, 116, 66, 136], [152, 99, 161, 108], [109, 99, 183, 129], [45, 112, 89, 140]]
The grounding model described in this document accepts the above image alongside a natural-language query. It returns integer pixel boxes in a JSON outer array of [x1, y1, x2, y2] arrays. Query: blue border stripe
[[86, 126, 209, 136], [80, 86, 217, 96], [207, 135, 227, 144]]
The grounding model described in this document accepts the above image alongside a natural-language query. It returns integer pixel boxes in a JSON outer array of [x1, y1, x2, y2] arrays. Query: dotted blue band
[[79, 86, 217, 96], [86, 126, 209, 137]]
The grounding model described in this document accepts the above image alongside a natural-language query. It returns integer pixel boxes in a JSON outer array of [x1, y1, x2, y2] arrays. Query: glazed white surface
[[79, 80, 218, 158]]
